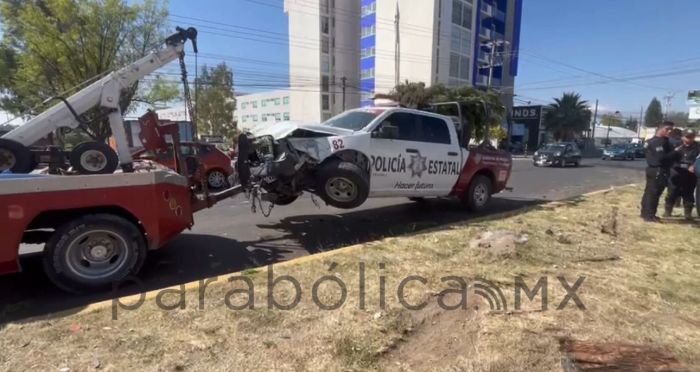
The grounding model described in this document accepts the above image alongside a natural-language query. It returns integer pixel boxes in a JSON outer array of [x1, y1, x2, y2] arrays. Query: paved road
[[0, 158, 645, 323]]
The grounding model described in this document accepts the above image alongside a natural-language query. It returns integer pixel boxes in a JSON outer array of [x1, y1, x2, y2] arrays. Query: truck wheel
[[70, 141, 119, 175], [0, 138, 34, 173], [42, 214, 147, 293], [463, 175, 492, 212], [317, 159, 369, 209]]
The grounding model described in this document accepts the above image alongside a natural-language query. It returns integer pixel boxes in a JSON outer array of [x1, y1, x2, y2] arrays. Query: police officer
[[640, 121, 677, 222], [694, 152, 700, 218], [665, 129, 700, 220]]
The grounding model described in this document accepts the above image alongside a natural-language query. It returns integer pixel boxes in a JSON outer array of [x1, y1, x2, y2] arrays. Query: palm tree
[[543, 92, 592, 141]]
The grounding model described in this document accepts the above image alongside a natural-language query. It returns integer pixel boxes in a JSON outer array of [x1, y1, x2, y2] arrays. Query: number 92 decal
[[332, 138, 345, 151]]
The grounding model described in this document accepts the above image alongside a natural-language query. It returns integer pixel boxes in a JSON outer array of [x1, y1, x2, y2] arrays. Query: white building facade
[[285, 0, 361, 123], [285, 0, 523, 119], [235, 90, 292, 131]]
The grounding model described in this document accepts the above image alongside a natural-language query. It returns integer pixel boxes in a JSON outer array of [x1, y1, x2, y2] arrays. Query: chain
[[249, 186, 274, 217], [178, 52, 197, 138]]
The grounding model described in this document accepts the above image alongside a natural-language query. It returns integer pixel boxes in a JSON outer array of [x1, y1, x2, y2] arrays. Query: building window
[[321, 16, 329, 34], [321, 36, 330, 54], [275, 113, 281, 121], [361, 25, 376, 38], [449, 53, 470, 80], [452, 0, 473, 29], [261, 99, 267, 107], [321, 0, 329, 14], [252, 101, 258, 108], [275, 98, 281, 105], [322, 95, 330, 111], [451, 27, 472, 55], [322, 75, 330, 92], [321, 55, 330, 73], [283, 96, 290, 105], [283, 112, 290, 120], [361, 47, 375, 59], [360, 68, 375, 80], [361, 2, 376, 16]]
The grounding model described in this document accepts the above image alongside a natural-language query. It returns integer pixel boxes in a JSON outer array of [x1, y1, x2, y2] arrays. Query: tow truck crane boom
[[0, 27, 198, 174]]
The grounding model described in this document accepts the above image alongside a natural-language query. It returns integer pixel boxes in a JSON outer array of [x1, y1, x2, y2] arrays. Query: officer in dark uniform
[[640, 121, 677, 222], [665, 129, 700, 220]]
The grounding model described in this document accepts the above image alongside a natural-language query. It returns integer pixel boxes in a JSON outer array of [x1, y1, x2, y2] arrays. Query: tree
[[542, 92, 592, 141], [138, 77, 180, 110], [644, 97, 664, 127], [600, 113, 622, 128], [622, 117, 639, 132], [388, 81, 505, 141], [666, 111, 690, 127], [0, 0, 170, 141], [195, 62, 237, 140]]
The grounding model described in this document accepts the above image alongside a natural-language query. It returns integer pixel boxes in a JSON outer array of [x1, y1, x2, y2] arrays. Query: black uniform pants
[[665, 168, 697, 209], [641, 167, 668, 218]]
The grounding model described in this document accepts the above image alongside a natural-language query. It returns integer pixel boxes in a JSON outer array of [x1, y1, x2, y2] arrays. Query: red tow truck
[[0, 112, 246, 292]]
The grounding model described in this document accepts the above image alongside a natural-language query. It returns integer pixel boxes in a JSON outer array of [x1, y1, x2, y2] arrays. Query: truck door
[[369, 112, 460, 197], [413, 114, 462, 196]]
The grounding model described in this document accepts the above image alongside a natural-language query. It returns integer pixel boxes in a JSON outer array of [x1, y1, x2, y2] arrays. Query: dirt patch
[[469, 230, 529, 257], [560, 339, 687, 371], [381, 292, 489, 371]]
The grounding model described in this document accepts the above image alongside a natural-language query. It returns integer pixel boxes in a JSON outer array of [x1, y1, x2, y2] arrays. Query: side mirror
[[373, 123, 399, 139]]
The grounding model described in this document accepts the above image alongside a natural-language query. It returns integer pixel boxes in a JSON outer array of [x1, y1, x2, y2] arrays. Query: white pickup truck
[[237, 104, 513, 211]]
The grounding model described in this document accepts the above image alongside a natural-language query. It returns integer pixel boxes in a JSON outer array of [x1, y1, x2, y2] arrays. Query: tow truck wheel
[[463, 175, 492, 212], [70, 141, 119, 175], [317, 159, 369, 209], [43, 214, 147, 293], [0, 138, 34, 173]]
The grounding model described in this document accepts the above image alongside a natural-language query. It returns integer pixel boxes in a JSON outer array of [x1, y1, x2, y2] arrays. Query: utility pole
[[638, 106, 644, 138], [341, 76, 347, 111], [394, 2, 400, 88], [663, 92, 675, 119], [487, 24, 496, 89], [591, 99, 598, 144]]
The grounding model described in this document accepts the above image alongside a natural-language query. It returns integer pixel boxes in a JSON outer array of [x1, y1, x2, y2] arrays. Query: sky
[[166, 0, 700, 119], [4, 0, 698, 124]]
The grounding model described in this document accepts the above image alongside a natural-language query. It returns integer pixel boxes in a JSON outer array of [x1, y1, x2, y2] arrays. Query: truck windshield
[[323, 110, 381, 131]]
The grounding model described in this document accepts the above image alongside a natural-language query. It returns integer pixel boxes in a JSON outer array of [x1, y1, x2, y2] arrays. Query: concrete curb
[[66, 183, 638, 318]]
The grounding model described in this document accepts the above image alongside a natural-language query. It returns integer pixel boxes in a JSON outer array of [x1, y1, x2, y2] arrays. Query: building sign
[[687, 90, 700, 106], [511, 105, 542, 124], [690, 106, 700, 120]]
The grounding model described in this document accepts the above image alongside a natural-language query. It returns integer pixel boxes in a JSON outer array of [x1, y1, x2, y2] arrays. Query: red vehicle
[[133, 142, 234, 189], [0, 112, 244, 292]]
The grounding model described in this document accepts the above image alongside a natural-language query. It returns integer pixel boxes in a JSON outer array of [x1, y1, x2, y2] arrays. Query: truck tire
[[42, 214, 147, 293], [463, 174, 492, 212], [0, 138, 35, 174], [69, 141, 119, 175], [317, 159, 369, 209]]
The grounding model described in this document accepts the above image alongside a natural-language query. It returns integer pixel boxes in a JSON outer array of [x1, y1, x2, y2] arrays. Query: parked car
[[133, 142, 234, 189], [630, 143, 645, 158], [533, 142, 582, 167], [602, 144, 636, 161]]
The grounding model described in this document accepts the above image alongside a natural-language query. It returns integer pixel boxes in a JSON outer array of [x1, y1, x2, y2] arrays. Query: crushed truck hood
[[249, 121, 354, 139]]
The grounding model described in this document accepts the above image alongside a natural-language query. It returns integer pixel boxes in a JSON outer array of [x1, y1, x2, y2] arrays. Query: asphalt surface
[[0, 157, 646, 324]]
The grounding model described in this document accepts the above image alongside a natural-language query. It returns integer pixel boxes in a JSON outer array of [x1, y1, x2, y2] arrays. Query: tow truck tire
[[70, 141, 119, 175], [42, 214, 147, 293], [463, 174, 492, 212], [317, 159, 369, 209], [0, 138, 34, 174]]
